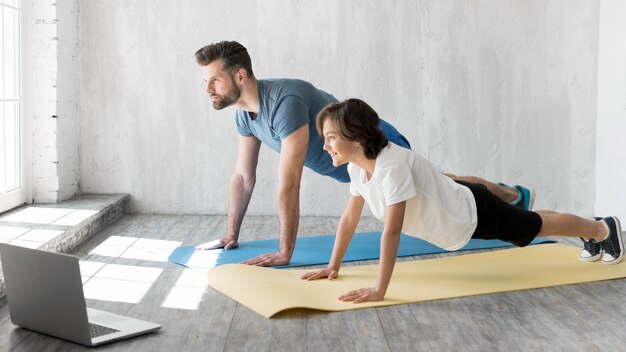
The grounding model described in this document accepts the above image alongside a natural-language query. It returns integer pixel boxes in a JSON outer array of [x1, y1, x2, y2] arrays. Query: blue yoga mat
[[168, 232, 554, 269]]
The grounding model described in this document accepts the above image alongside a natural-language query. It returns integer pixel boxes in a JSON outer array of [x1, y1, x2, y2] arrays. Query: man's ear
[[235, 68, 247, 84]]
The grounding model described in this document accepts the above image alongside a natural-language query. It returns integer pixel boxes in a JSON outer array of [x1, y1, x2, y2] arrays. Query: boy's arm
[[301, 195, 365, 280], [339, 201, 405, 303], [329, 195, 365, 270]]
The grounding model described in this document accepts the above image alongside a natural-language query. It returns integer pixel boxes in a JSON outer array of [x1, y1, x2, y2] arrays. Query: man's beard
[[212, 80, 241, 110]]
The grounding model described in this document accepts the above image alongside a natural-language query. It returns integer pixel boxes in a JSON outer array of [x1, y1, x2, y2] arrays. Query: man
[[195, 40, 534, 266]]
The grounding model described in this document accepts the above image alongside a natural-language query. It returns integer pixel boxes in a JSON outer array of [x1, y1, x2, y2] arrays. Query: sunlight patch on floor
[[0, 207, 96, 225], [89, 236, 182, 262], [0, 226, 64, 248], [185, 249, 222, 271], [161, 269, 207, 310], [80, 260, 163, 304]]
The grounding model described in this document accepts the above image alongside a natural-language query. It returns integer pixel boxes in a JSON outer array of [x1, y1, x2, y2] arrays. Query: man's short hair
[[316, 99, 388, 160], [195, 40, 254, 77]]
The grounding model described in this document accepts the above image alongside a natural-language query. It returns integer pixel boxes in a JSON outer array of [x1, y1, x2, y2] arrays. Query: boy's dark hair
[[316, 98, 388, 159], [195, 41, 254, 77]]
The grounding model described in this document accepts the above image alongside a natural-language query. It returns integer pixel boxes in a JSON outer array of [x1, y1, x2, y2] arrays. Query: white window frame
[[0, 0, 31, 214]]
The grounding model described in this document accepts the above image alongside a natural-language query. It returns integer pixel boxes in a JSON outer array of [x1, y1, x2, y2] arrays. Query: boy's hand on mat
[[241, 252, 291, 266], [196, 236, 238, 250], [300, 268, 339, 281], [338, 288, 383, 303]]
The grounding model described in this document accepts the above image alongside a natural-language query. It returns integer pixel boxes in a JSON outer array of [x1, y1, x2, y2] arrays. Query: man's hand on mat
[[338, 288, 384, 303], [300, 268, 339, 281], [241, 252, 291, 266], [196, 236, 238, 250]]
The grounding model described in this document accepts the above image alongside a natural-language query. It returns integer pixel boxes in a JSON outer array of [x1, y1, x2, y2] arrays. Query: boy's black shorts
[[455, 180, 543, 247]]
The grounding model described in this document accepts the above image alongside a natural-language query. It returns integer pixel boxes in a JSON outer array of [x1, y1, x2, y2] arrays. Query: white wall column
[[30, 0, 79, 203], [595, 0, 626, 220]]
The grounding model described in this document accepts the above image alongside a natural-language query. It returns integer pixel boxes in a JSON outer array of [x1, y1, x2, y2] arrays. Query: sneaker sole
[[580, 251, 603, 262], [603, 255, 623, 265], [602, 217, 623, 265]]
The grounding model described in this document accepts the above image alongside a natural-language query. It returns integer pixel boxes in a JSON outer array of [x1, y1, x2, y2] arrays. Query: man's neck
[[234, 77, 260, 116]]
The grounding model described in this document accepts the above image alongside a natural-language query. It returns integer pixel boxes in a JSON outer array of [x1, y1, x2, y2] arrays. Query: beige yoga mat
[[205, 244, 626, 318]]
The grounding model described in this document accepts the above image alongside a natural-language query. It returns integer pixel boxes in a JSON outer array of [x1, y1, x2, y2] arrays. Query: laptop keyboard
[[89, 322, 120, 338]]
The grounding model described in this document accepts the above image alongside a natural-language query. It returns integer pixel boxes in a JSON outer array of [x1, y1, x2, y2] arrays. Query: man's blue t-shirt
[[235, 79, 410, 183]]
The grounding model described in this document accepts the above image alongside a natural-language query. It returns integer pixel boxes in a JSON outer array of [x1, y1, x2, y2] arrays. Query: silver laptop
[[0, 243, 161, 346]]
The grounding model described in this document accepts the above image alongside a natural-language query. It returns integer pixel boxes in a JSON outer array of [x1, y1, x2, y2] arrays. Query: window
[[1, 0, 27, 213]]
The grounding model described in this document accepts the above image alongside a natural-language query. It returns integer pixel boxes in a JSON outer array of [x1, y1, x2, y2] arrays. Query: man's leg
[[445, 174, 535, 210]]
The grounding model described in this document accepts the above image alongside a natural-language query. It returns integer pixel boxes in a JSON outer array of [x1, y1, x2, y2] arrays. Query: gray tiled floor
[[1, 212, 625, 351]]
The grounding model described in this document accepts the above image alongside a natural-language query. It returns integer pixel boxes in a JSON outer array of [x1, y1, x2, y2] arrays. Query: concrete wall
[[78, 0, 600, 216], [595, 0, 626, 221], [30, 0, 80, 203]]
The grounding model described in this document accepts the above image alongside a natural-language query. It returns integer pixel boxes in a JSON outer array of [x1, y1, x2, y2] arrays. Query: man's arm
[[242, 124, 309, 266], [196, 135, 261, 250], [301, 195, 365, 280], [339, 201, 405, 303]]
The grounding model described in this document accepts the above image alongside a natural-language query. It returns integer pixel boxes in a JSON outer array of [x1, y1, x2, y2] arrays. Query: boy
[[300, 98, 623, 304]]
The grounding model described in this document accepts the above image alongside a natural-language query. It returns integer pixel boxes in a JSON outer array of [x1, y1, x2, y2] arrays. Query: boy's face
[[322, 119, 362, 167], [201, 59, 241, 110]]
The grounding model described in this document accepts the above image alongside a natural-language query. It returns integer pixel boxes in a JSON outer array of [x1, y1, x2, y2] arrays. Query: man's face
[[201, 59, 241, 110]]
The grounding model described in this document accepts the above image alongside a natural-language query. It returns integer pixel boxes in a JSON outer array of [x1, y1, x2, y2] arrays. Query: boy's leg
[[536, 212, 606, 240], [537, 212, 623, 265], [458, 180, 621, 264], [542, 212, 606, 262], [577, 217, 604, 262]]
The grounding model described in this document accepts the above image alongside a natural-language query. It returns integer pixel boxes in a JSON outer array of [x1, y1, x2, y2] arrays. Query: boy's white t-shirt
[[348, 143, 478, 251]]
